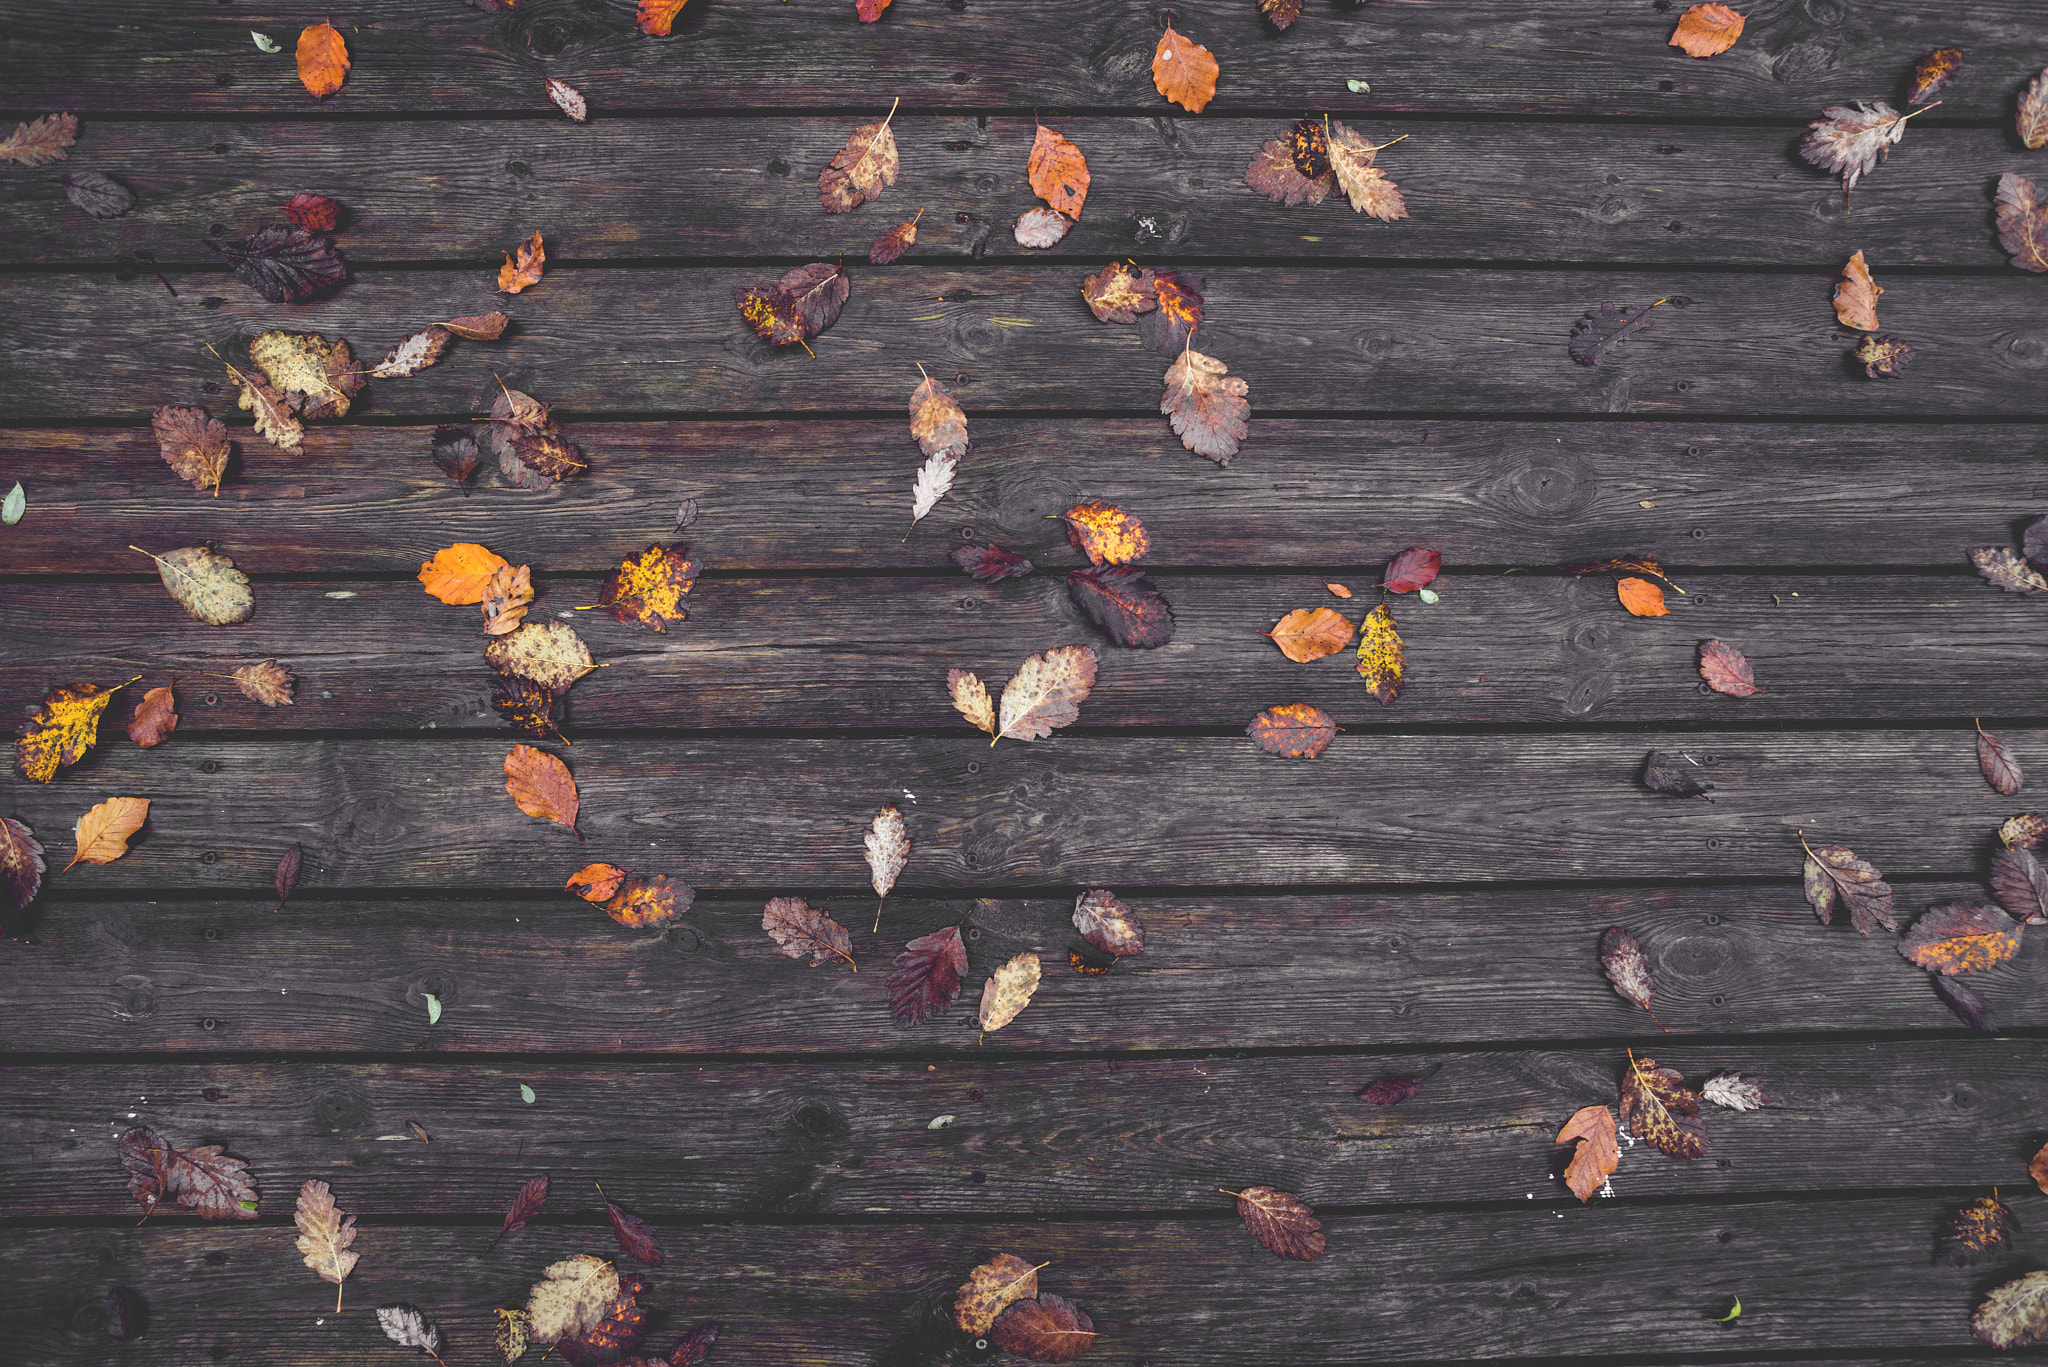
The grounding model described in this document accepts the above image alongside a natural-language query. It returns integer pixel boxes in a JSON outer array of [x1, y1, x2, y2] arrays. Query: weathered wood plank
[[3, 421, 2042, 575], [1, 0, 2040, 119], [1, 733, 2031, 893], [0, 118, 2024, 268], [5, 881, 2032, 1054], [5, 266, 2046, 422], [0, 1199, 2011, 1363], [4, 1040, 2042, 1218], [2, 574, 2040, 731]]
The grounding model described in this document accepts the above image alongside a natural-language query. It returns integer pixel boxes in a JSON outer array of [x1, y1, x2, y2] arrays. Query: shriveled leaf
[[545, 77, 588, 123], [995, 644, 1098, 743], [1801, 836, 1897, 935], [1935, 972, 1998, 1032], [1978, 724, 2024, 796], [662, 1321, 723, 1367], [485, 1173, 549, 1253], [1257, 0, 1301, 29], [419, 542, 509, 605], [1668, 2, 1743, 57], [1073, 888, 1143, 957], [481, 564, 535, 637], [1800, 100, 1926, 191], [373, 326, 454, 379], [865, 806, 908, 901], [568, 863, 631, 904], [1995, 173, 2048, 274], [1942, 1194, 2017, 1266], [1161, 346, 1250, 464], [1569, 301, 1657, 366], [16, 680, 127, 783], [1642, 749, 1714, 801], [762, 896, 855, 969], [1067, 564, 1175, 649], [487, 621, 595, 694], [279, 192, 340, 230], [1356, 604, 1404, 706], [869, 213, 920, 265], [1833, 250, 1882, 330], [0, 112, 77, 167], [1698, 638, 1756, 697], [1991, 844, 2048, 925], [224, 359, 303, 451], [1972, 545, 2048, 595], [1327, 121, 1407, 220], [495, 1308, 532, 1364], [1152, 23, 1219, 114], [2021, 68, 2048, 151], [249, 328, 365, 421], [105, 1286, 140, 1339], [1898, 903, 2022, 975], [954, 1253, 1041, 1335], [909, 452, 958, 527], [1248, 702, 1337, 759], [377, 1304, 442, 1353], [1855, 332, 1913, 378], [947, 669, 996, 736], [499, 231, 545, 293], [504, 744, 580, 837], [989, 1293, 1096, 1364], [1556, 1104, 1618, 1202], [275, 843, 301, 909], [951, 543, 1033, 582], [232, 659, 296, 707], [1014, 207, 1074, 248], [1908, 48, 1963, 105], [1599, 926, 1654, 1012], [1228, 1185, 1325, 1260], [600, 544, 698, 632], [207, 223, 346, 303], [889, 924, 969, 1024], [64, 170, 134, 220], [1701, 1073, 1770, 1111], [1975, 1269, 2048, 1349], [1070, 948, 1115, 975], [119, 1124, 257, 1219], [127, 685, 177, 749], [1138, 269, 1206, 355], [294, 1179, 358, 1310], [979, 951, 1042, 1033], [819, 108, 899, 213], [1027, 122, 1089, 219], [604, 874, 689, 929], [0, 818, 45, 926], [296, 21, 350, 99], [151, 405, 230, 494], [602, 1191, 664, 1266], [909, 374, 968, 460], [527, 1255, 620, 1344], [636, 0, 690, 36], [1082, 260, 1158, 323], [442, 312, 511, 341], [1061, 501, 1148, 565], [1618, 1054, 1707, 1159]]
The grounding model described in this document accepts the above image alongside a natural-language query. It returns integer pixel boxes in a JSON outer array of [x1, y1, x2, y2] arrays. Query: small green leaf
[[1, 483, 22, 526], [251, 30, 281, 53], [1710, 1295, 1741, 1323], [519, 1083, 536, 1104], [1417, 587, 1439, 605], [424, 993, 442, 1024], [1346, 79, 1370, 94]]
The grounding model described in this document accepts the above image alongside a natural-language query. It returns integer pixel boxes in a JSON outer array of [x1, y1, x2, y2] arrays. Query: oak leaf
[[1800, 834, 1896, 934], [1616, 576, 1668, 616], [1701, 1073, 1770, 1110], [1082, 260, 1158, 323], [420, 542, 510, 605], [1356, 604, 1404, 705], [499, 231, 545, 293], [377, 1306, 443, 1357], [910, 372, 969, 460], [734, 262, 849, 347], [1569, 301, 1658, 366], [373, 326, 454, 379], [151, 405, 230, 495], [947, 669, 996, 736], [1161, 346, 1250, 464], [1062, 501, 1148, 565], [17, 679, 131, 783], [1247, 702, 1337, 758], [910, 453, 958, 528], [865, 806, 908, 904], [1225, 1185, 1325, 1260], [994, 644, 1098, 743], [1265, 607, 1355, 663], [445, 311, 512, 341], [1139, 269, 1204, 352], [249, 329, 365, 421], [64, 169, 134, 219], [1975, 1270, 2048, 1349], [482, 564, 535, 637], [1152, 24, 1219, 114], [604, 874, 690, 929], [1697, 638, 1756, 696], [527, 1255, 620, 1344], [1971, 545, 2048, 594], [1898, 903, 2022, 975], [1943, 1194, 2017, 1266], [1383, 547, 1440, 594], [275, 843, 301, 910], [636, 0, 689, 35], [1028, 122, 1089, 219], [504, 744, 581, 838], [1015, 208, 1074, 248], [1642, 749, 1714, 801], [1556, 1104, 1618, 1202], [1667, 2, 1742, 56], [1978, 722, 2023, 796], [600, 1187, 664, 1266], [888, 925, 968, 1024], [1600, 926, 1655, 1014], [870, 211, 921, 265], [545, 77, 587, 123], [1908, 48, 1962, 105], [0, 112, 77, 166], [955, 1254, 1043, 1335], [224, 358, 304, 451], [1618, 1054, 1707, 1158], [1935, 972, 1998, 1031], [295, 1179, 359, 1313], [233, 659, 296, 707], [979, 951, 1041, 1033], [279, 192, 340, 231], [119, 1124, 257, 1219], [600, 544, 699, 631], [763, 896, 856, 969], [989, 1293, 1096, 1364], [296, 21, 349, 98], [819, 103, 899, 213], [1833, 251, 1882, 331], [1073, 888, 1143, 957], [568, 863, 632, 903], [2022, 68, 2048, 151], [1067, 564, 1175, 648], [1995, 173, 2048, 274], [1801, 101, 1930, 192], [951, 543, 1033, 582], [1326, 121, 1408, 220], [485, 1173, 549, 1253], [127, 685, 178, 749], [1991, 844, 2048, 924], [0, 818, 44, 927], [206, 224, 346, 303]]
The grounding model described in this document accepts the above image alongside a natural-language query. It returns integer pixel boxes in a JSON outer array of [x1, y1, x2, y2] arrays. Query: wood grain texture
[[3, 420, 2042, 575], [6, 265, 2047, 422], [1, 0, 2041, 118], [5, 881, 2034, 1054], [0, 118, 2025, 268], [3, 1040, 2042, 1218], [2, 573, 2041, 731], [0, 1199, 2017, 1363]]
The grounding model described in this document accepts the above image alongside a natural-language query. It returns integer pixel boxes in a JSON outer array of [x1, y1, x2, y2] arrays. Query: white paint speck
[[324, 591, 356, 600]]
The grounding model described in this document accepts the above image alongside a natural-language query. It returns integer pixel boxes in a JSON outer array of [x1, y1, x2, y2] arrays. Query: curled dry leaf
[[1833, 251, 1882, 331], [233, 660, 296, 707], [2021, 68, 2048, 151], [956, 1254, 1043, 1335], [1898, 903, 2022, 975], [1152, 23, 1219, 114], [1908, 48, 1962, 105], [1226, 1185, 1326, 1261], [16, 679, 130, 783], [279, 192, 340, 231], [734, 262, 850, 347], [637, 0, 689, 35], [64, 170, 133, 219], [1247, 703, 1337, 759], [763, 896, 856, 969], [1356, 604, 1404, 706], [909, 453, 958, 528], [889, 924, 969, 1024], [869, 211, 921, 265], [481, 564, 535, 637], [1697, 639, 1756, 697], [1943, 1195, 2017, 1266], [127, 685, 177, 749], [1161, 346, 1250, 465], [1668, 2, 1743, 56], [819, 102, 899, 213], [951, 543, 1033, 582], [1073, 888, 1143, 957], [1599, 926, 1655, 1014], [1067, 564, 1175, 649], [527, 1255, 619, 1344], [504, 744, 581, 838], [1383, 547, 1440, 594], [373, 326, 454, 379], [1082, 259, 1158, 323], [138, 545, 253, 625], [485, 1173, 549, 1253], [151, 405, 230, 495], [1978, 722, 2024, 796], [1556, 1104, 1618, 1202], [865, 806, 908, 902], [1642, 749, 1714, 801], [995, 644, 1098, 743], [657, 1321, 724, 1367], [1619, 1054, 1707, 1159], [249, 329, 365, 422], [1257, 0, 1301, 30], [2035, 1141, 2048, 1196], [0, 112, 78, 166], [1028, 122, 1090, 219], [1802, 101, 1928, 191], [1701, 1073, 1770, 1110], [1014, 207, 1074, 248], [1971, 545, 2048, 595], [224, 359, 303, 452], [545, 77, 588, 123], [119, 1124, 257, 1219], [605, 874, 690, 929], [1975, 1269, 2048, 1349], [0, 818, 45, 927], [1140, 269, 1204, 352], [1991, 844, 2048, 924], [1995, 173, 2048, 274], [1062, 502, 1148, 565], [296, 21, 349, 99], [206, 224, 347, 304], [420, 542, 510, 605], [1326, 121, 1408, 220], [275, 842, 301, 909], [1616, 576, 1668, 617], [2001, 812, 2048, 851], [295, 1179, 359, 1312], [990, 1293, 1096, 1364], [1569, 301, 1658, 366], [499, 231, 545, 293], [1265, 607, 1354, 663], [600, 544, 699, 632], [1800, 834, 1897, 934], [978, 952, 1041, 1033]]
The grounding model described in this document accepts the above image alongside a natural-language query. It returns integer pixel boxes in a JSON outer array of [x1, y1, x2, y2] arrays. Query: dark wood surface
[[4, 1, 2046, 1363]]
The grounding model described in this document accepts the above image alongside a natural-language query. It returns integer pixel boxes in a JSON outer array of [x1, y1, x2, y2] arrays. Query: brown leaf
[[1161, 346, 1250, 464], [950, 544, 1033, 582], [1618, 1054, 1707, 1159], [151, 405, 230, 495], [1975, 1269, 2048, 1348], [296, 21, 349, 99], [481, 564, 535, 637], [498, 231, 545, 293], [567, 863, 632, 904], [484, 1173, 549, 1253], [1067, 564, 1175, 649], [1600, 926, 1655, 1013], [1991, 844, 2048, 925], [909, 373, 968, 460], [1014, 207, 1074, 249], [0, 112, 78, 166], [232, 660, 296, 708], [2021, 68, 2048, 151], [1979, 722, 2024, 796], [1264, 607, 1355, 663], [1226, 1185, 1326, 1260], [1246, 133, 1333, 208], [989, 1293, 1096, 1364], [869, 212, 921, 265], [1616, 576, 1668, 617], [1800, 834, 1897, 935], [637, 0, 690, 35], [1855, 331, 1914, 378], [1942, 1194, 2017, 1266], [604, 874, 690, 929], [1667, 2, 1743, 56], [1327, 121, 1408, 221], [248, 328, 365, 422], [504, 744, 581, 838], [1972, 545, 2048, 594], [1908, 48, 1963, 105], [420, 542, 510, 605], [275, 843, 301, 909], [1898, 902, 2023, 975], [1027, 122, 1089, 219], [545, 77, 588, 123], [1383, 547, 1440, 594], [223, 358, 303, 451], [734, 262, 850, 347], [1247, 702, 1337, 759], [953, 1253, 1042, 1335], [600, 544, 698, 632], [0, 817, 45, 927], [1642, 749, 1714, 801], [1359, 1075, 1430, 1105], [512, 431, 587, 481], [16, 679, 129, 783], [1995, 173, 2048, 274], [1140, 269, 1205, 352], [865, 806, 909, 903], [64, 169, 134, 220], [1356, 604, 1404, 706], [208, 226, 347, 306], [1800, 100, 1928, 191], [120, 1126, 258, 1220], [1081, 260, 1158, 323], [372, 326, 454, 379], [64, 796, 148, 873], [442, 312, 510, 341], [1061, 502, 1148, 565], [978, 951, 1041, 1032], [888, 925, 969, 1024], [1698, 639, 1757, 697], [1073, 888, 1143, 957], [294, 1179, 359, 1312], [1326, 582, 1353, 598], [601, 1188, 664, 1266], [762, 896, 855, 969], [994, 645, 1098, 743], [1556, 1104, 1618, 1202], [1152, 24, 1219, 114], [819, 104, 899, 213], [1257, 0, 1301, 28], [126, 685, 178, 749], [947, 669, 996, 736], [279, 192, 341, 231], [1832, 250, 1882, 331]]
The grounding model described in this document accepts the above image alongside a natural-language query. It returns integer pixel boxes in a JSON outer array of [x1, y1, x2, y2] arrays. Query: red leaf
[[279, 192, 341, 231], [1358, 1076, 1426, 1105], [1383, 547, 1440, 594], [1698, 639, 1757, 697], [887, 925, 968, 1024], [602, 1189, 665, 1266], [484, 1172, 548, 1252]]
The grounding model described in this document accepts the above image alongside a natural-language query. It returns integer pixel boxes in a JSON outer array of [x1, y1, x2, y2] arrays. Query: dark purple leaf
[[667, 1320, 723, 1366], [2025, 515, 2048, 572], [1066, 564, 1175, 648], [64, 170, 135, 219], [205, 223, 347, 303], [104, 1286, 141, 1339], [1933, 973, 1998, 1031], [429, 426, 479, 486], [274, 843, 301, 908], [1991, 844, 2048, 924], [1642, 749, 1714, 801], [483, 1172, 548, 1252], [1358, 1076, 1426, 1105], [1569, 301, 1657, 366], [887, 925, 968, 1025], [602, 1189, 665, 1266], [950, 543, 1034, 582]]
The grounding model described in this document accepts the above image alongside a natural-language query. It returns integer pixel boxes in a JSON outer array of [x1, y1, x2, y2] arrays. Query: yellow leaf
[[1356, 604, 1404, 706], [978, 952, 1041, 1033], [1060, 501, 1148, 566], [64, 796, 149, 872], [15, 679, 133, 783], [597, 544, 699, 632]]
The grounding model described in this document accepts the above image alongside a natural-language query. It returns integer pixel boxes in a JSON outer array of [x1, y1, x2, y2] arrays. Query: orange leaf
[[1556, 1104, 1618, 1202], [296, 22, 350, 99], [1668, 3, 1743, 58], [1833, 250, 1882, 331], [1264, 607, 1354, 663], [1246, 703, 1337, 758], [1151, 24, 1219, 115], [1616, 577, 1669, 617], [63, 796, 149, 873], [127, 685, 179, 749], [504, 744, 580, 837], [567, 863, 631, 903], [1061, 502, 1148, 566], [604, 874, 688, 928], [1028, 123, 1090, 220], [419, 543, 510, 605], [636, 0, 689, 36], [498, 231, 545, 294], [1325, 583, 1352, 599]]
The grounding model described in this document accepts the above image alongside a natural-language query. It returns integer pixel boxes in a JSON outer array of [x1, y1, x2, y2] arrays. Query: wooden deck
[[2, 2, 2046, 1364]]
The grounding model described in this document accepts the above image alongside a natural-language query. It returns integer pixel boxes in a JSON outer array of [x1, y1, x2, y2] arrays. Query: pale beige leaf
[[865, 806, 908, 900], [995, 645, 1099, 743], [978, 951, 1041, 1032], [524, 1254, 618, 1344], [232, 659, 296, 707], [910, 451, 958, 526], [294, 1179, 359, 1311], [1327, 121, 1408, 221], [948, 669, 995, 735], [143, 545, 253, 625]]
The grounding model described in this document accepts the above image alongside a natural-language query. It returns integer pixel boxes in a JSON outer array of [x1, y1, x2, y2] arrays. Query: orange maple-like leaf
[[1556, 1104, 1618, 1201], [504, 745, 580, 838], [1667, 3, 1743, 58], [1616, 577, 1668, 617], [296, 22, 350, 99], [1028, 123, 1090, 220], [498, 231, 545, 294], [419, 543, 511, 605], [1833, 250, 1882, 331], [636, 0, 689, 36], [1151, 24, 1219, 115]]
